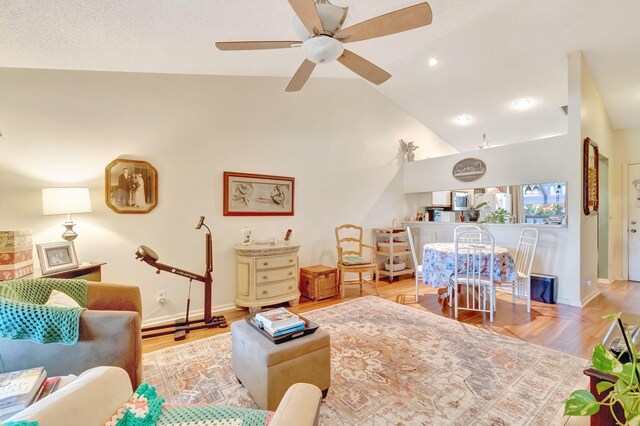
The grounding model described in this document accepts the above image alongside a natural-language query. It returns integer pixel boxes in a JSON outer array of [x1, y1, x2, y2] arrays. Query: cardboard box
[[0, 231, 33, 281], [300, 265, 337, 301]]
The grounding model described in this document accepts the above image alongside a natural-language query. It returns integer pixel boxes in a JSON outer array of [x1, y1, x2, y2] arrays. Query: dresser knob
[[263, 276, 268, 280], [262, 290, 268, 295], [289, 259, 293, 263], [263, 262, 268, 266], [288, 286, 293, 290], [288, 272, 293, 276]]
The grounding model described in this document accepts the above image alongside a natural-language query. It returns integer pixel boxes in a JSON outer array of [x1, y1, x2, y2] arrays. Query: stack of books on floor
[[254, 308, 305, 337], [0, 366, 60, 420]]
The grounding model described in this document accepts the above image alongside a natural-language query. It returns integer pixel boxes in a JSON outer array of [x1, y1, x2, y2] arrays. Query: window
[[522, 182, 566, 224]]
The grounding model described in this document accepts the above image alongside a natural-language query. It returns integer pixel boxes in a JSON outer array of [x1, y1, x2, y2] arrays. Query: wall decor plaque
[[223, 172, 294, 216], [583, 137, 599, 216], [452, 158, 487, 182]]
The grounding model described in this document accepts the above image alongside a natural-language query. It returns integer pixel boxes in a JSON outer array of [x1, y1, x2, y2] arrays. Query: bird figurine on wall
[[399, 139, 419, 162]]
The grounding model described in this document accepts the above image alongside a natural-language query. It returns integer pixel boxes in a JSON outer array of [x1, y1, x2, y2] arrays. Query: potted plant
[[466, 201, 488, 222], [564, 313, 640, 425], [483, 207, 515, 224]]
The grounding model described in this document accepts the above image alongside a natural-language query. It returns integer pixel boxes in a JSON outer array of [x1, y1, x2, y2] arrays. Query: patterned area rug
[[143, 297, 588, 425]]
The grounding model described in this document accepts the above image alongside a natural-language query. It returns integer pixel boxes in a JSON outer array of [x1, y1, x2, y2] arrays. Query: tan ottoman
[[231, 320, 331, 411]]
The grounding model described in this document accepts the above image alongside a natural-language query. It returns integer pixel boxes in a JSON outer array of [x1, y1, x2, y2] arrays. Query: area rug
[[142, 296, 588, 425]]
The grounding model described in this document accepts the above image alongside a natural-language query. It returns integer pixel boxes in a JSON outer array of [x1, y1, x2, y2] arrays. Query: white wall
[[0, 68, 456, 325], [615, 126, 640, 280], [570, 51, 619, 304], [404, 135, 573, 193]]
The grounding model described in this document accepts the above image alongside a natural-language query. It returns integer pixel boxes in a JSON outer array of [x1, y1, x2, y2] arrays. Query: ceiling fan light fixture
[[292, 0, 348, 39], [302, 35, 344, 63]]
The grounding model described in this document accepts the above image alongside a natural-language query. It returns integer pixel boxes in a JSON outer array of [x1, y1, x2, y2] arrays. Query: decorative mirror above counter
[[409, 181, 567, 226]]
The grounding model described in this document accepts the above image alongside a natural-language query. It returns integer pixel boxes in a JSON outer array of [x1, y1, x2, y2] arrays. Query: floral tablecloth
[[422, 242, 518, 288]]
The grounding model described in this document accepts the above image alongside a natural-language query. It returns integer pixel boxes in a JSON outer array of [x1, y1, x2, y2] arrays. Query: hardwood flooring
[[142, 278, 640, 359]]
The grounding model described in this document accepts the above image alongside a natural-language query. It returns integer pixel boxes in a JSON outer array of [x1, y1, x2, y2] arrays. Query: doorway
[[598, 155, 609, 281], [629, 164, 640, 281]]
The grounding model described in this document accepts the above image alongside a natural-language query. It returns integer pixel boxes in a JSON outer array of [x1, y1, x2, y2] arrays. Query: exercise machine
[[135, 216, 227, 340]]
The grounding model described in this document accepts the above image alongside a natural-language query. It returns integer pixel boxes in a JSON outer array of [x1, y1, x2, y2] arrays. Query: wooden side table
[[234, 244, 300, 310], [41, 262, 106, 281]]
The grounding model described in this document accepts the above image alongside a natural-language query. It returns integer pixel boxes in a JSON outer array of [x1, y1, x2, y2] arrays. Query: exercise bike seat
[[136, 245, 159, 262]]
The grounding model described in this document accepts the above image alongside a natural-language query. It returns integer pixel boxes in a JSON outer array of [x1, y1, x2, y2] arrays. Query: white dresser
[[234, 243, 301, 310]]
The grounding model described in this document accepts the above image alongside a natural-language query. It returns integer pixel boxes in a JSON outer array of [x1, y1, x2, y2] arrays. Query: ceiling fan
[[215, 0, 433, 92]]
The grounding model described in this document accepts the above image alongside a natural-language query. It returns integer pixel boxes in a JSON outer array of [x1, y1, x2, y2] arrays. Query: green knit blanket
[[0, 278, 87, 345]]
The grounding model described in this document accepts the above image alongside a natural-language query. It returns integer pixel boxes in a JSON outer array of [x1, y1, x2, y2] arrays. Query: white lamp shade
[[302, 36, 344, 64], [42, 188, 92, 215]]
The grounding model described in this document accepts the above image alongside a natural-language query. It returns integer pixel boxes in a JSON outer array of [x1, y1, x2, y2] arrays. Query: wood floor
[[142, 278, 640, 359]]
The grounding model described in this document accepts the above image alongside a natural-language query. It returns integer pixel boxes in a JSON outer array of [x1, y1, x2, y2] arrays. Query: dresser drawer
[[256, 254, 297, 270], [256, 279, 297, 300], [256, 266, 296, 284]]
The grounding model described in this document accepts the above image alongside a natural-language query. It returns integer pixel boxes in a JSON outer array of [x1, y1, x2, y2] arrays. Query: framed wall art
[[105, 158, 158, 214], [36, 241, 78, 275], [223, 172, 295, 216], [583, 137, 599, 215]]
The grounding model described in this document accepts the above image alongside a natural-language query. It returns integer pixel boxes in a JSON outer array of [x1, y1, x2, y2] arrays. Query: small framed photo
[[105, 158, 158, 214], [223, 172, 295, 216], [36, 241, 79, 275]]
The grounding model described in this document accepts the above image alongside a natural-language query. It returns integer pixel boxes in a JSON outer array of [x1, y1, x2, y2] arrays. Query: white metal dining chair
[[453, 224, 481, 241], [453, 229, 496, 322], [406, 226, 422, 301], [504, 228, 539, 312]]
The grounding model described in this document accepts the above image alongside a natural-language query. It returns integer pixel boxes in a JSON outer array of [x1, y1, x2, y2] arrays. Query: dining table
[[421, 242, 518, 288]]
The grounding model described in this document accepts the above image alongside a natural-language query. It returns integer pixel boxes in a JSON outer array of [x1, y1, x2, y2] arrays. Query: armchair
[[0, 281, 142, 388]]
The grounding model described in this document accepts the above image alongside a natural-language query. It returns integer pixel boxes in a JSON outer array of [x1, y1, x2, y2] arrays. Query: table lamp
[[42, 187, 92, 241]]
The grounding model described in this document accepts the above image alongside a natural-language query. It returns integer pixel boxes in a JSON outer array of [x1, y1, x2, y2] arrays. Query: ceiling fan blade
[[337, 49, 391, 85], [215, 41, 301, 51], [286, 59, 316, 92], [288, 0, 324, 34], [336, 2, 432, 43]]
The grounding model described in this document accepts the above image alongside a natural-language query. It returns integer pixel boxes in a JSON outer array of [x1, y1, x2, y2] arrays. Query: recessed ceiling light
[[454, 114, 472, 126], [428, 58, 439, 66], [513, 99, 533, 110]]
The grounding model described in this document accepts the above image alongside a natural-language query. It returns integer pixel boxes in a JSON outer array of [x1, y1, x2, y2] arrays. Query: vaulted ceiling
[[1, 0, 639, 152]]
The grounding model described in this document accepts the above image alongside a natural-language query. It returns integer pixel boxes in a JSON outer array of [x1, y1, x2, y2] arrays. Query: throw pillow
[[44, 290, 81, 308]]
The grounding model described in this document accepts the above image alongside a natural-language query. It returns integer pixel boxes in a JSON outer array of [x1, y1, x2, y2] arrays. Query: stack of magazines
[[0, 366, 54, 420], [254, 308, 305, 337]]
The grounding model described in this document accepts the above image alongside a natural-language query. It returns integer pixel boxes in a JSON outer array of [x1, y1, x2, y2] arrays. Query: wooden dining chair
[[504, 228, 539, 312], [406, 226, 423, 302], [335, 224, 379, 297], [453, 229, 496, 322]]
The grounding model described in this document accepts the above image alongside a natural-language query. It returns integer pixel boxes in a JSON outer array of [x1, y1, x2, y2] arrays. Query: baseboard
[[580, 289, 601, 307], [142, 303, 238, 327], [597, 278, 614, 285]]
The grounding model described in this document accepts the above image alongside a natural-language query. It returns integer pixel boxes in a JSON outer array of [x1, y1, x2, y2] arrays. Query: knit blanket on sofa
[[0, 278, 87, 344]]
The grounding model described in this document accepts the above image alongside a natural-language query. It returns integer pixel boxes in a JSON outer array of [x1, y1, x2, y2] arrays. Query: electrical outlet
[[156, 290, 167, 305], [586, 279, 592, 287]]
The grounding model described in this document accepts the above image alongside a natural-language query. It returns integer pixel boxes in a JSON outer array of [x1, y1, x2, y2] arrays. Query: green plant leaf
[[564, 390, 600, 416], [628, 412, 640, 426], [596, 380, 614, 394], [593, 344, 623, 375]]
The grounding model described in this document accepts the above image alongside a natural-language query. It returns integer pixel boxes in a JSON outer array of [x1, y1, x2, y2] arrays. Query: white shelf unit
[[373, 228, 415, 281]]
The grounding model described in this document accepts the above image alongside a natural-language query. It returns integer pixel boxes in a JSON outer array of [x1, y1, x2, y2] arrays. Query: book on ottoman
[[254, 308, 299, 330]]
